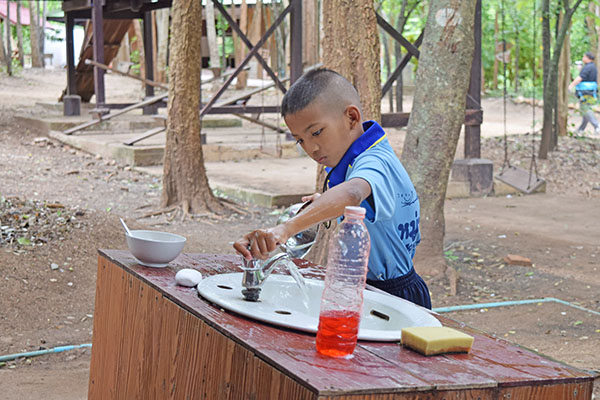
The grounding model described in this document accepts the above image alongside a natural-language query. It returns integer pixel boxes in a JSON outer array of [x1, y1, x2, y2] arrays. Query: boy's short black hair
[[585, 51, 595, 60], [281, 68, 360, 117]]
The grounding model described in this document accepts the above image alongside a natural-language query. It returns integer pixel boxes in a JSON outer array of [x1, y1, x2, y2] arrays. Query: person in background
[[569, 52, 600, 138]]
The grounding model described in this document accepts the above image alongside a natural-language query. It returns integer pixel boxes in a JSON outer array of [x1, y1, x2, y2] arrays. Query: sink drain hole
[[217, 285, 233, 290], [274, 310, 292, 315], [370, 309, 390, 321]]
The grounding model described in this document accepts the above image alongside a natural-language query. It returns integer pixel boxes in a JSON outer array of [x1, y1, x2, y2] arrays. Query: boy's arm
[[233, 178, 372, 260]]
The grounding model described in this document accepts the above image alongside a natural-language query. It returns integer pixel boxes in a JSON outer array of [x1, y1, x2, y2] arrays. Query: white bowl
[[125, 230, 186, 268]]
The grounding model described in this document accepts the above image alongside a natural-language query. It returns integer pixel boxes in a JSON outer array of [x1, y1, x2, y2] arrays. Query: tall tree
[[303, 0, 318, 68], [557, 12, 570, 137], [0, 17, 6, 66], [539, 0, 584, 159], [401, 0, 477, 290], [28, 0, 42, 67], [235, 0, 249, 89], [5, 0, 12, 75], [393, 0, 420, 112], [248, 0, 263, 79], [155, 8, 170, 83], [16, 1, 24, 67], [161, 0, 223, 217], [306, 0, 381, 266], [205, 0, 221, 78]]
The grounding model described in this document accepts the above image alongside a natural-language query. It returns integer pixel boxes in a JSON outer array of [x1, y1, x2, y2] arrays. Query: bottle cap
[[344, 206, 366, 218]]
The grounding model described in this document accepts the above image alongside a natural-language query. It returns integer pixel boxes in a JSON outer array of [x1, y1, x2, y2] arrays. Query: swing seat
[[496, 165, 545, 194]]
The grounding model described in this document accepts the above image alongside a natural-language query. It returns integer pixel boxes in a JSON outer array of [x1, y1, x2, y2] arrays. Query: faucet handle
[[241, 255, 260, 270]]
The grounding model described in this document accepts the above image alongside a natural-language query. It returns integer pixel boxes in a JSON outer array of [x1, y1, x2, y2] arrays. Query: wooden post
[[290, 0, 302, 84], [64, 11, 81, 116], [92, 0, 106, 111], [464, 0, 482, 159], [143, 11, 156, 115]]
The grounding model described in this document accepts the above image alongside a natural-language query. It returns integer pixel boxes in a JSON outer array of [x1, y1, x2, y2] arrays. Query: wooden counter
[[89, 250, 597, 399]]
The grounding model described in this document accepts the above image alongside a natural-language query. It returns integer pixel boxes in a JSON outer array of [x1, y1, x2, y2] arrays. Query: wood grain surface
[[88, 250, 597, 399]]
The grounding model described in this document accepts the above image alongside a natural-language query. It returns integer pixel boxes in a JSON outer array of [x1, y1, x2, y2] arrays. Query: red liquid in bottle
[[316, 310, 361, 357]]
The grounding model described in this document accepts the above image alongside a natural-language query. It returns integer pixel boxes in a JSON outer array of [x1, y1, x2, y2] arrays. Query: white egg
[[175, 269, 203, 287]]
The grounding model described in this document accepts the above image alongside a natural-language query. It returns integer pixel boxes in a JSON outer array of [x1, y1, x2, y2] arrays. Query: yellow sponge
[[401, 326, 474, 356]]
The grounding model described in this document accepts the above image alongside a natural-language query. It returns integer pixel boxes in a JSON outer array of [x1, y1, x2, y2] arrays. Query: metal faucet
[[241, 250, 290, 302]]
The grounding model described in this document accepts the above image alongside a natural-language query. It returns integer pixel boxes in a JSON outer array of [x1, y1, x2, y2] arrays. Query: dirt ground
[[0, 69, 599, 399]]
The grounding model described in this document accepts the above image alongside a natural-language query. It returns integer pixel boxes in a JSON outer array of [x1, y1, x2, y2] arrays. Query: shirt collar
[[325, 120, 387, 189]]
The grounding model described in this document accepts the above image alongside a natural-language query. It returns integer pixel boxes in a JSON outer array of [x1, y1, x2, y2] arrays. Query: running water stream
[[281, 258, 310, 311]]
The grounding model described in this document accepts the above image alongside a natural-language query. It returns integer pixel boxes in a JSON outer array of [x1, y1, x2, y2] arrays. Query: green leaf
[[106, 207, 112, 212], [573, 320, 583, 326], [17, 237, 31, 245], [525, 271, 534, 276]]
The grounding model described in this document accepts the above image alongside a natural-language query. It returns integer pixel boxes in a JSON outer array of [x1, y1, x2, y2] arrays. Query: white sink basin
[[197, 273, 441, 341]]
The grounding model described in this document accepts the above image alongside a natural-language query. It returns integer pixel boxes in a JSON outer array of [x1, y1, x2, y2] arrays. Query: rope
[[500, 0, 510, 170], [527, 1, 541, 189], [499, 0, 542, 190]]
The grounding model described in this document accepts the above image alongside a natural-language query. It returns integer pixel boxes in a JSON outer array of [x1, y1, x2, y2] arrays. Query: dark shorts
[[367, 267, 432, 310]]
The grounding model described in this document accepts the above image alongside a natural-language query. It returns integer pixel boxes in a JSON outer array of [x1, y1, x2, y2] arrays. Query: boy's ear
[[344, 105, 362, 129]]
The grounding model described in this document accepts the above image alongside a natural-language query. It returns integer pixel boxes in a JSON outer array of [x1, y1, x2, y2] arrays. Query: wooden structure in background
[[89, 250, 597, 399], [60, 0, 485, 161], [61, 19, 133, 102]]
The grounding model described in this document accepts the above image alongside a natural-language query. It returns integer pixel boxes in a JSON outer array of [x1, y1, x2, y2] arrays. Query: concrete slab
[[138, 158, 317, 208], [25, 111, 521, 207]]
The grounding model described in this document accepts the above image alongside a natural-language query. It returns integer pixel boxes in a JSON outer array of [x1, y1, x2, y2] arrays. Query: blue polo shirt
[[345, 123, 420, 281]]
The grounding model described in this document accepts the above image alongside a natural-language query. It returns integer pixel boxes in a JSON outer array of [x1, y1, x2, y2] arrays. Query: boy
[[233, 69, 431, 309]]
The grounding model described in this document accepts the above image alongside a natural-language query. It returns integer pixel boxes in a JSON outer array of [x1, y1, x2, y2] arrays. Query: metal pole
[[143, 11, 156, 115], [289, 0, 303, 84], [91, 0, 106, 111], [464, 0, 482, 159]]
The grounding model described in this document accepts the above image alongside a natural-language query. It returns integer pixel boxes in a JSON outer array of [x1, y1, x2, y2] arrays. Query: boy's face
[[285, 101, 362, 168]]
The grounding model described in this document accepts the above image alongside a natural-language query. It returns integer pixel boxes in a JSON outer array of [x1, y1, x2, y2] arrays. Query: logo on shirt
[[399, 190, 418, 208]]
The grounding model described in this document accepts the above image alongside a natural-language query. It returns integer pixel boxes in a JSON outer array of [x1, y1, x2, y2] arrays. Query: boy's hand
[[233, 225, 290, 261], [301, 192, 321, 203]]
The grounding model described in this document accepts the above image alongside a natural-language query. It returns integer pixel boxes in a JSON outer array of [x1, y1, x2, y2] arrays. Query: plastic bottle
[[316, 206, 371, 358]]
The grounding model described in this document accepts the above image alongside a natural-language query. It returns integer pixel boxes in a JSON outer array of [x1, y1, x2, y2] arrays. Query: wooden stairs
[[61, 20, 132, 102]]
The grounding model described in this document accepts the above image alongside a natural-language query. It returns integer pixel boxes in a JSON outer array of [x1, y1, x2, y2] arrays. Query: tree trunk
[[591, 3, 600, 73], [155, 8, 170, 83], [514, 30, 520, 92], [303, 0, 318, 68], [248, 0, 263, 79], [5, 0, 12, 75], [401, 1, 476, 285], [381, 21, 393, 112], [394, 5, 410, 113], [16, 1, 24, 67], [40, 0, 46, 62], [492, 11, 499, 90], [205, 0, 221, 78], [305, 0, 381, 267], [133, 19, 146, 78], [28, 1, 42, 67], [161, 0, 222, 216], [539, 0, 583, 159], [273, 0, 288, 77], [557, 13, 570, 137], [0, 18, 6, 65], [235, 0, 249, 89]]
